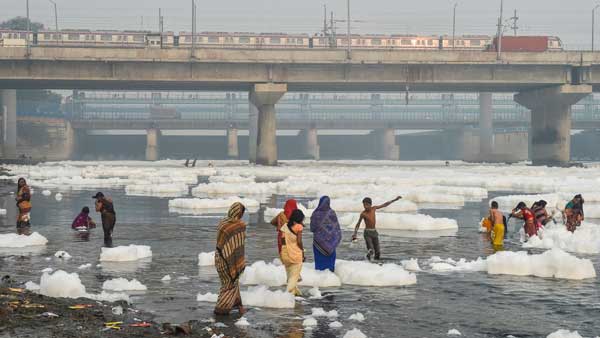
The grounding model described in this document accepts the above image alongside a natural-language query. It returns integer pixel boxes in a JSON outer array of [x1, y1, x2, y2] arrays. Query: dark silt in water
[[0, 184, 599, 338]]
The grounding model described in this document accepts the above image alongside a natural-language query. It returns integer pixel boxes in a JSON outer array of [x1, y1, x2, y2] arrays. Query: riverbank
[[0, 286, 226, 338]]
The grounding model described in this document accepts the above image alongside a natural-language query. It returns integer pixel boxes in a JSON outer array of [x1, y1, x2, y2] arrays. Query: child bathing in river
[[352, 196, 402, 261]]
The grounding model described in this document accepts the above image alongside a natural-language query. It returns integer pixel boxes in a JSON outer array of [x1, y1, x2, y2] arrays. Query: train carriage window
[[372, 39, 382, 46], [427, 40, 434, 46], [297, 38, 304, 44], [68, 33, 79, 41], [401, 39, 412, 46], [270, 37, 281, 44], [225, 36, 234, 43], [53, 34, 61, 40], [43, 33, 51, 40], [19, 33, 27, 39], [318, 38, 327, 45], [133, 35, 144, 42], [208, 36, 219, 43], [287, 38, 295, 44], [239, 37, 250, 44], [470, 40, 481, 46], [101, 34, 112, 41]]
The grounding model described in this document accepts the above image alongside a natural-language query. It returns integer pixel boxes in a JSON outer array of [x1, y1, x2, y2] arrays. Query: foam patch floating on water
[[169, 197, 260, 213], [25, 281, 40, 291], [340, 213, 458, 231], [39, 270, 86, 298], [335, 260, 417, 286], [240, 261, 341, 287], [343, 328, 367, 338], [78, 263, 92, 270], [448, 329, 462, 336], [42, 190, 51, 196], [198, 252, 215, 266], [302, 317, 317, 328], [102, 278, 147, 292], [240, 285, 295, 309], [524, 222, 600, 254], [196, 292, 218, 302], [99, 245, 152, 262], [546, 330, 584, 338], [234, 317, 250, 327], [329, 321, 343, 329], [0, 232, 48, 248], [54, 251, 71, 259], [348, 312, 365, 322], [161, 275, 172, 282], [311, 307, 338, 318]]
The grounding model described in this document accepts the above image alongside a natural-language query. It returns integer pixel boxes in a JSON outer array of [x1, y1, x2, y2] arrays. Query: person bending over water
[[93, 192, 116, 247], [564, 194, 584, 232], [15, 178, 32, 235], [281, 209, 305, 296], [512, 202, 536, 239], [352, 196, 402, 261], [71, 207, 96, 231], [214, 202, 247, 315]]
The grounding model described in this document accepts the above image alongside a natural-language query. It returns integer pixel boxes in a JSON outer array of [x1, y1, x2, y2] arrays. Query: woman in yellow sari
[[15, 178, 32, 235], [214, 202, 247, 315]]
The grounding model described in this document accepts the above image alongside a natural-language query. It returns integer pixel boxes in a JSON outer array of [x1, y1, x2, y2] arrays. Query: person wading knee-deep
[[280, 209, 305, 296], [93, 192, 116, 247], [15, 177, 32, 236]]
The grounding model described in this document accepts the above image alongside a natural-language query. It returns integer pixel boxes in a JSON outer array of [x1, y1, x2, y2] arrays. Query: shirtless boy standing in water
[[352, 196, 402, 261]]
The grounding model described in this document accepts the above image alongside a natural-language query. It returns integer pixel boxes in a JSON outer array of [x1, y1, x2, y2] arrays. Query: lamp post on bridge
[[593, 4, 600, 52], [48, 0, 59, 45], [452, 2, 458, 49]]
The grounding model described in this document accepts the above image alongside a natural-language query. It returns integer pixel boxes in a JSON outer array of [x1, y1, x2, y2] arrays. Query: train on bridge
[[0, 29, 563, 52]]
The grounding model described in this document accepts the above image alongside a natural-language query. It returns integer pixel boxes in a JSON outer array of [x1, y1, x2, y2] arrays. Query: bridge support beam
[[145, 128, 160, 161], [227, 127, 239, 159], [248, 97, 259, 163], [300, 127, 319, 160], [478, 92, 493, 161], [515, 85, 591, 166], [1, 90, 17, 159], [249, 83, 287, 166], [373, 128, 399, 160]]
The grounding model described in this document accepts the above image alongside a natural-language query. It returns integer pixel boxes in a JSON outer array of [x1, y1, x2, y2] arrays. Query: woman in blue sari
[[310, 196, 342, 272]]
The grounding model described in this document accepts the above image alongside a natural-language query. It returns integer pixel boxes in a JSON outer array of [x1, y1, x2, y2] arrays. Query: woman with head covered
[[310, 196, 342, 272], [214, 202, 247, 315], [15, 177, 32, 235], [270, 199, 298, 254]]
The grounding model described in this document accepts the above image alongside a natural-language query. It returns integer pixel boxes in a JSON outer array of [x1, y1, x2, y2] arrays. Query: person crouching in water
[[488, 201, 505, 251], [93, 192, 116, 247], [15, 178, 32, 235], [564, 195, 584, 232], [511, 201, 536, 239], [71, 207, 96, 231], [531, 200, 550, 231], [280, 209, 305, 296]]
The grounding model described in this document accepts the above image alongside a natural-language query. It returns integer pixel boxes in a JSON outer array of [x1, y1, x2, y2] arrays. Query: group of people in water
[[484, 194, 585, 251], [213, 195, 403, 315], [14, 177, 117, 247]]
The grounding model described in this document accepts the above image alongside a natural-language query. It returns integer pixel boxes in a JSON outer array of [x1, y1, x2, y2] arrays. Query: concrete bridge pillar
[[479, 92, 493, 161], [300, 127, 320, 160], [515, 85, 591, 166], [1, 90, 17, 159], [373, 128, 399, 160], [249, 83, 287, 166], [227, 126, 239, 159], [145, 128, 160, 161], [370, 94, 383, 119]]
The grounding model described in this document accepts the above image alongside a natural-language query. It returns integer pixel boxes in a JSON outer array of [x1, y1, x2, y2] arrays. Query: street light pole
[[452, 2, 458, 49], [48, 0, 58, 44], [26, 0, 31, 56], [191, 0, 196, 58], [593, 5, 600, 52], [496, 0, 504, 61], [346, 0, 351, 59]]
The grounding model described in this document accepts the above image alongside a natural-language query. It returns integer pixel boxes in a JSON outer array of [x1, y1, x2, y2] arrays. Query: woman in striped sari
[[214, 202, 247, 315]]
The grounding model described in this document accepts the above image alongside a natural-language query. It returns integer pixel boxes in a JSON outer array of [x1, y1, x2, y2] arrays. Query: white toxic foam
[[42, 190, 52, 196], [0, 232, 48, 248], [0, 209, 6, 216], [486, 249, 596, 280], [302, 317, 318, 328], [54, 250, 71, 259], [54, 193, 63, 201], [240, 285, 295, 308], [198, 251, 215, 266], [99, 245, 152, 262], [448, 329, 462, 336], [25, 281, 40, 291], [349, 312, 365, 322], [311, 307, 339, 318], [102, 278, 147, 292], [335, 260, 417, 286], [240, 260, 341, 287], [524, 222, 600, 254], [546, 330, 584, 338], [401, 258, 422, 272], [329, 321, 344, 329], [309, 198, 418, 213], [161, 275, 172, 282], [234, 317, 250, 327], [196, 292, 219, 302], [125, 183, 189, 197], [340, 213, 458, 231], [169, 197, 259, 213], [39, 270, 87, 298], [343, 328, 367, 338], [78, 263, 92, 270]]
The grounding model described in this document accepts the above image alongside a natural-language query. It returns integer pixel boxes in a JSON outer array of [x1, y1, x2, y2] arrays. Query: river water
[[0, 161, 599, 338]]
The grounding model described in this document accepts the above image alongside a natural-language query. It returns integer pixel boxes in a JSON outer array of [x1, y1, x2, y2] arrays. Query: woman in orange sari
[[214, 202, 247, 315], [15, 178, 32, 235]]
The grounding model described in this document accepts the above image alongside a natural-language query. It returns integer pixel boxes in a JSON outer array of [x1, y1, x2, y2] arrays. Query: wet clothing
[[71, 212, 95, 230], [96, 198, 116, 247], [271, 200, 297, 254], [515, 208, 536, 237], [364, 229, 380, 260], [532, 206, 549, 230], [310, 196, 341, 272], [491, 223, 505, 251], [281, 223, 303, 296], [214, 202, 246, 315], [16, 184, 32, 235], [565, 202, 583, 233]]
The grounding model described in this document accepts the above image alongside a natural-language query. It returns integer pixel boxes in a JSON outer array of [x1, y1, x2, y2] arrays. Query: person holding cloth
[[352, 196, 402, 261], [93, 192, 116, 247], [280, 209, 305, 296]]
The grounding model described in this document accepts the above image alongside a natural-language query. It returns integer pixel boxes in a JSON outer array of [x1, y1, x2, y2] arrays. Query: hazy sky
[[0, 0, 594, 49]]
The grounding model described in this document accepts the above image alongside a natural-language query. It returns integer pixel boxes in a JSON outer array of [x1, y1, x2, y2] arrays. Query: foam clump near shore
[[0, 232, 48, 248], [99, 245, 152, 262]]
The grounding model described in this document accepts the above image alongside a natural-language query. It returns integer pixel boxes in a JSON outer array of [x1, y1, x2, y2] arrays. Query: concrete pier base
[[1, 89, 17, 158], [249, 83, 287, 166], [515, 85, 591, 166], [373, 128, 399, 160], [248, 97, 259, 163], [227, 127, 239, 159], [145, 128, 160, 161], [299, 127, 319, 160], [478, 92, 493, 161]]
